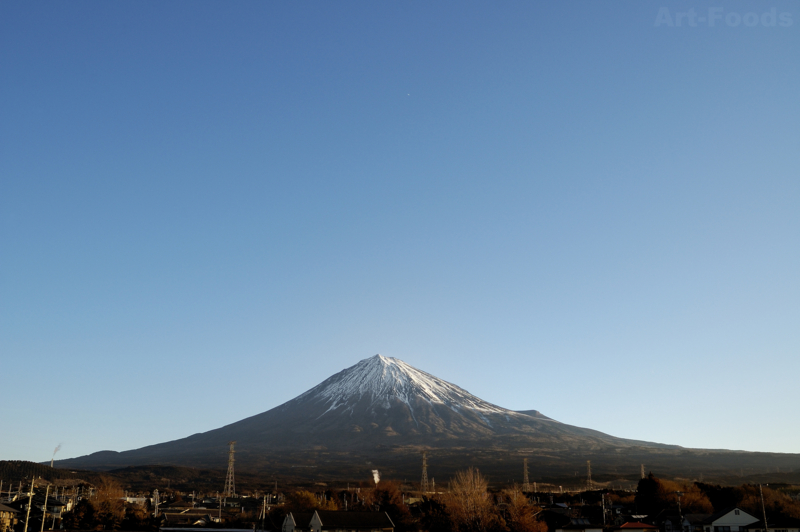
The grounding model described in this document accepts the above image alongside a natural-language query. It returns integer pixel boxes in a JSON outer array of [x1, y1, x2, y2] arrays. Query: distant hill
[[55, 355, 800, 482], [0, 461, 280, 492], [0, 460, 84, 483]]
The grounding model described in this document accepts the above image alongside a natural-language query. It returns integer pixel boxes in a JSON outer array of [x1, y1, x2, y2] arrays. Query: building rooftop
[[314, 510, 394, 530]]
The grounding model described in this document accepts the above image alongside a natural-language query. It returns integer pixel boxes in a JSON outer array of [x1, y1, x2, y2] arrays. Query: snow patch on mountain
[[297, 354, 516, 415]]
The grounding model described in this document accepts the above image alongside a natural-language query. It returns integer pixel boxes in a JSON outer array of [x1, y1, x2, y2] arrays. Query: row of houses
[[547, 506, 800, 532], [282, 510, 395, 532], [0, 493, 68, 532]]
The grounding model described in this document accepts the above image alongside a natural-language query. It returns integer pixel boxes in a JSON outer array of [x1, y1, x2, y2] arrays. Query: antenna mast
[[224, 441, 236, 498], [420, 451, 429, 493]]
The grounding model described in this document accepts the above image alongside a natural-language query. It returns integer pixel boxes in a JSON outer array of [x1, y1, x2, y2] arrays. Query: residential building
[[555, 517, 604, 532], [309, 510, 394, 532], [745, 516, 800, 532], [686, 514, 712, 532], [283, 512, 314, 532], [617, 521, 660, 532], [0, 503, 19, 532], [698, 507, 759, 532]]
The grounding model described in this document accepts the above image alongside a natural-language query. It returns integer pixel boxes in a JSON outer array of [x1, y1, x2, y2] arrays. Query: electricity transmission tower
[[586, 460, 593, 490], [523, 458, 530, 492], [224, 441, 236, 498], [420, 451, 429, 493]]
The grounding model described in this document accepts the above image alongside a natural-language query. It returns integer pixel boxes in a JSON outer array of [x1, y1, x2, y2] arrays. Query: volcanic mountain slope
[[56, 355, 800, 480]]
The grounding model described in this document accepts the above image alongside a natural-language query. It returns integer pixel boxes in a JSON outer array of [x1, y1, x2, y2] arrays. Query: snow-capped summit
[[297, 354, 509, 415]]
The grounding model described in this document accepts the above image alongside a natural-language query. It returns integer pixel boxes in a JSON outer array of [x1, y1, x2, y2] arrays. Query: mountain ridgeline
[[56, 355, 800, 481]]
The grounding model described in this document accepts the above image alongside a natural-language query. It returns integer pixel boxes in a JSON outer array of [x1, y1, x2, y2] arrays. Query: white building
[[309, 510, 394, 532], [699, 507, 759, 532], [283, 512, 314, 532]]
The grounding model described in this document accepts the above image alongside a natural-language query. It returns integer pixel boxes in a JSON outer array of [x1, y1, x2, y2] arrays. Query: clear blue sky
[[2, 1, 799, 466]]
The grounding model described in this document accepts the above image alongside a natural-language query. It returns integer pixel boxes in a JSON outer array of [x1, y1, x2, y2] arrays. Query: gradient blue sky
[[2, 1, 799, 466]]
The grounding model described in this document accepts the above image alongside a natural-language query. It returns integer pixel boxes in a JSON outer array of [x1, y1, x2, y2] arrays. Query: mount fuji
[[56, 355, 800, 481]]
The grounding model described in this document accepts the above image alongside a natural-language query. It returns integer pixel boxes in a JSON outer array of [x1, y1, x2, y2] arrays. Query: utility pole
[[259, 496, 266, 532], [759, 485, 769, 532], [40, 484, 50, 532], [51, 492, 58, 531], [23, 479, 35, 532], [602, 493, 606, 526]]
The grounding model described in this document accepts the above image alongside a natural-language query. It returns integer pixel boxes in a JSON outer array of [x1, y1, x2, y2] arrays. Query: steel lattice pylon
[[420, 451, 429, 493], [587, 460, 593, 490], [224, 441, 236, 498], [523, 458, 530, 492]]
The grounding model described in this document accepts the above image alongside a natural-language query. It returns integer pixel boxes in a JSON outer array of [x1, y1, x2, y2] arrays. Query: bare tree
[[444, 468, 502, 532], [93, 477, 125, 530], [501, 487, 547, 532]]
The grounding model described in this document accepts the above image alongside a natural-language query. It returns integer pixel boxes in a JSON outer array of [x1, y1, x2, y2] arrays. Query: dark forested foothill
[[0, 462, 83, 483]]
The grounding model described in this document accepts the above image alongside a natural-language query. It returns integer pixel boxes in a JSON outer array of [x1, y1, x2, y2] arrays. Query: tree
[[418, 496, 453, 532], [675, 486, 713, 514], [284, 490, 336, 513], [635, 473, 661, 516], [444, 468, 503, 532], [736, 485, 800, 520], [121, 505, 153, 532], [62, 498, 95, 530], [501, 488, 547, 532], [364, 482, 414, 532], [635, 474, 713, 517], [93, 477, 125, 530]]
